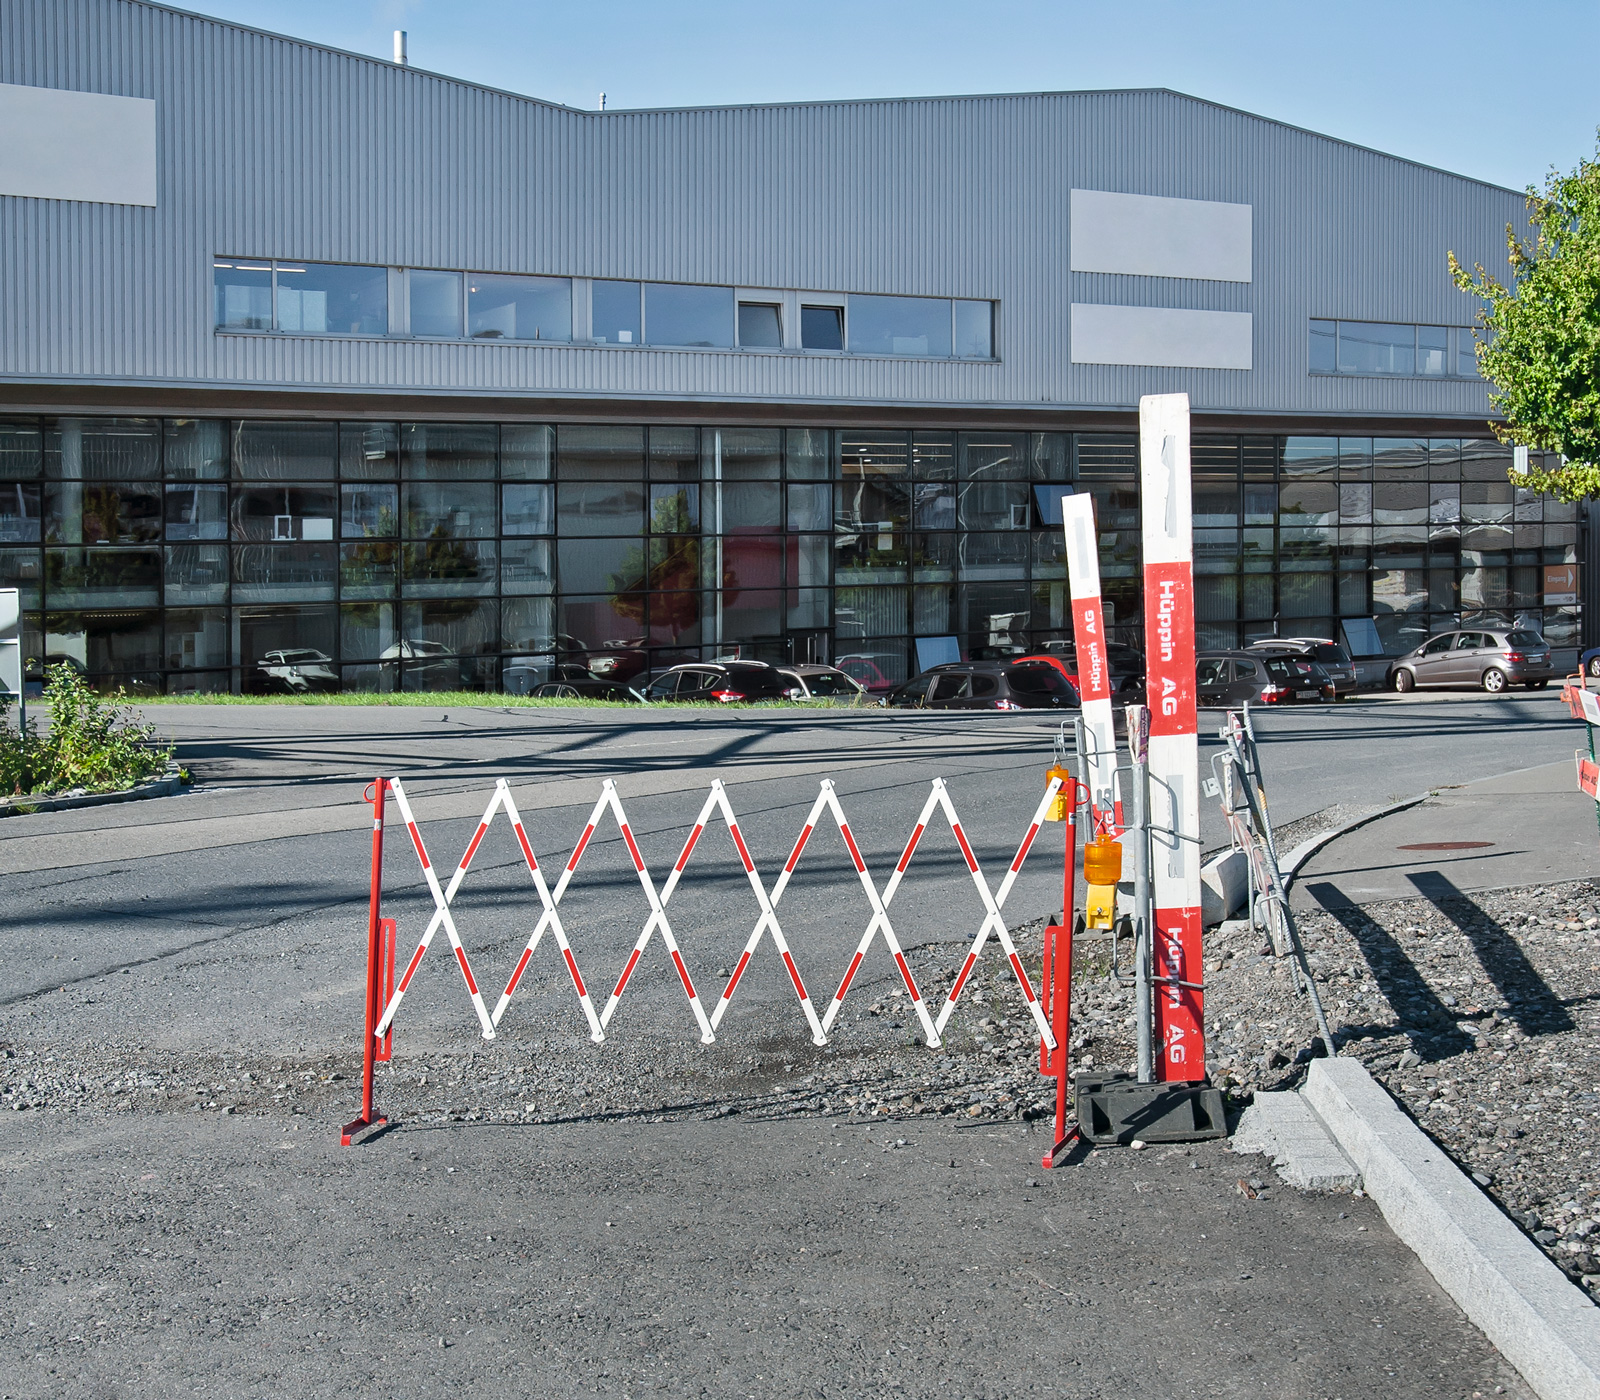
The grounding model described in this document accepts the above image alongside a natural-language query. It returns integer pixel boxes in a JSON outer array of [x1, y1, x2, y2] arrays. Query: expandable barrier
[[342, 770, 1086, 1162]]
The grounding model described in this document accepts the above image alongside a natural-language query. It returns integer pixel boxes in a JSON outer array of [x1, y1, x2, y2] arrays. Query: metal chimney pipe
[[598, 92, 607, 111], [393, 30, 408, 65]]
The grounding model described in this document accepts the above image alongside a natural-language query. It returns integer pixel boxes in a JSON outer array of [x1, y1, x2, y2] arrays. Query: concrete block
[[1305, 1056, 1600, 1400], [1233, 1091, 1361, 1191], [1201, 849, 1248, 927]]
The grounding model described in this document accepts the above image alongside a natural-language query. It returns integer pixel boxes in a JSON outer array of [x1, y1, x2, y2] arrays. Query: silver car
[[777, 664, 869, 706], [1387, 628, 1554, 693]]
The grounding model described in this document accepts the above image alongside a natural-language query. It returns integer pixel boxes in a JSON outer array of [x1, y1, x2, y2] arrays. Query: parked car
[[777, 664, 869, 706], [378, 638, 459, 690], [1018, 644, 1143, 698], [530, 677, 647, 703], [251, 647, 338, 694], [1387, 628, 1554, 693], [1578, 644, 1600, 679], [835, 652, 903, 694], [883, 660, 1080, 711], [1197, 650, 1335, 707], [1248, 637, 1358, 697], [642, 660, 792, 703]]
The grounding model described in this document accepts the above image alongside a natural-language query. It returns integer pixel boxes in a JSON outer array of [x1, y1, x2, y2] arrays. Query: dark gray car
[[1387, 628, 1553, 693], [1197, 650, 1336, 708], [1249, 637, 1358, 697]]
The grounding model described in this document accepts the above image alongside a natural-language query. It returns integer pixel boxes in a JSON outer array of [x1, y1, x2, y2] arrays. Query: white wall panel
[[0, 82, 156, 205], [1071, 304, 1253, 370], [1070, 188, 1251, 282]]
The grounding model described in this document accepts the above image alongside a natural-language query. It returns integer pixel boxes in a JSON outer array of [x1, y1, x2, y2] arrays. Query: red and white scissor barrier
[[342, 769, 1080, 1155]]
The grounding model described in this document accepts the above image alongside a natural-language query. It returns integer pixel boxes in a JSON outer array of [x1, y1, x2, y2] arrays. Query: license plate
[[1296, 689, 1318, 699]]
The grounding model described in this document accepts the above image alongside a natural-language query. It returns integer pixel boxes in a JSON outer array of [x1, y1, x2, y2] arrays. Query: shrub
[[0, 664, 173, 797]]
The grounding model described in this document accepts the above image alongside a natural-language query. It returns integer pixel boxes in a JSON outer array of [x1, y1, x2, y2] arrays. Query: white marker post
[[1138, 393, 1205, 1084], [1060, 494, 1117, 832]]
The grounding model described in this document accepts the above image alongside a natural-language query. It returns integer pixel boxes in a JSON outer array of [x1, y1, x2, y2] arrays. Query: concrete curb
[[1233, 1090, 1361, 1191], [1304, 1057, 1600, 1400], [0, 765, 184, 818], [1279, 791, 1434, 891]]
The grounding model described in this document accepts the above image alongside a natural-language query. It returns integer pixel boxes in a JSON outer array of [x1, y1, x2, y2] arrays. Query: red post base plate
[[340, 1110, 387, 1146]]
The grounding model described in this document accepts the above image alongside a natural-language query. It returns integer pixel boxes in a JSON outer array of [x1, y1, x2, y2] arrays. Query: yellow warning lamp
[[1043, 765, 1073, 821], [1082, 833, 1123, 931]]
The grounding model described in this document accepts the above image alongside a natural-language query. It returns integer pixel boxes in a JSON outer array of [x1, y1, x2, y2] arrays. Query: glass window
[[503, 483, 554, 536], [339, 539, 397, 600], [339, 422, 399, 480], [402, 538, 496, 597], [722, 428, 782, 480], [409, 269, 462, 337], [847, 295, 952, 357], [214, 259, 273, 330], [165, 608, 230, 670], [340, 602, 397, 665], [234, 422, 336, 481], [591, 280, 642, 345], [954, 301, 993, 359], [1029, 433, 1069, 483], [47, 609, 161, 683], [645, 283, 733, 348], [503, 596, 556, 652], [164, 483, 228, 540], [0, 423, 43, 480], [0, 482, 42, 542], [1337, 322, 1414, 377], [649, 483, 698, 533], [648, 426, 699, 482], [401, 423, 497, 480], [1283, 437, 1337, 478], [165, 420, 228, 480], [402, 481, 496, 539], [500, 541, 553, 595], [737, 303, 782, 348], [47, 482, 161, 544], [787, 483, 830, 532], [1308, 319, 1336, 373], [0, 547, 42, 606], [275, 261, 387, 335], [1458, 329, 1479, 378], [502, 424, 553, 481], [958, 481, 1029, 531], [786, 428, 832, 480], [165, 544, 227, 604], [801, 305, 843, 351], [232, 485, 338, 542], [46, 419, 161, 481], [559, 425, 645, 480], [237, 605, 337, 691], [556, 480, 644, 536], [961, 433, 1029, 481], [46, 547, 162, 606], [340, 483, 398, 538], [467, 273, 571, 342], [1417, 324, 1448, 376]]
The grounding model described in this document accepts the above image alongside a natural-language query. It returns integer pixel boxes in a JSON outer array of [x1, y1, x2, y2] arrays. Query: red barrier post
[[342, 778, 389, 1145], [1041, 779, 1079, 1168]]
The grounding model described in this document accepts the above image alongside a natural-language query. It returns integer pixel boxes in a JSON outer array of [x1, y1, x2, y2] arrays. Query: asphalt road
[[0, 692, 1575, 1397]]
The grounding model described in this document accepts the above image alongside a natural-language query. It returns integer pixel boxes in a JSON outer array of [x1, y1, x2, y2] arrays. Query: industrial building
[[0, 0, 1575, 694]]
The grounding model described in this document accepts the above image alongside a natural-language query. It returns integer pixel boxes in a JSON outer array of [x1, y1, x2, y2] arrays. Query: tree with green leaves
[[1450, 140, 1600, 501]]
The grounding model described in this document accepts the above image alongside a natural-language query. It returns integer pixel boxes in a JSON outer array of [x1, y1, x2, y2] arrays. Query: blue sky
[[182, 0, 1596, 192]]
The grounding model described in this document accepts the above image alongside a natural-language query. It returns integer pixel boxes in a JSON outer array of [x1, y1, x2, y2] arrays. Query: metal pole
[[343, 777, 388, 1145]]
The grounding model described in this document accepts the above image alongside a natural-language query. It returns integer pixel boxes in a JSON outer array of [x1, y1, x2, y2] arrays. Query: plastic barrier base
[[1074, 1072, 1227, 1145]]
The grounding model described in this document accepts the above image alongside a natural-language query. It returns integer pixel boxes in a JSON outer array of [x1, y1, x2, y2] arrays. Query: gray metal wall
[[0, 0, 1522, 421]]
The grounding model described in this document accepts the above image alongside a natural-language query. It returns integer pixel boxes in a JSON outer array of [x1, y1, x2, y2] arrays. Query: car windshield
[[725, 666, 785, 696], [1310, 644, 1349, 665], [275, 650, 325, 664], [1505, 631, 1542, 647], [1006, 664, 1071, 696], [802, 672, 857, 696]]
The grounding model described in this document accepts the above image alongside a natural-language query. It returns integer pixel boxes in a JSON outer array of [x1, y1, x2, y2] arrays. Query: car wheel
[[1589, 656, 1600, 678], [1482, 667, 1508, 694], [1393, 669, 1415, 693], [1526, 679, 1549, 690]]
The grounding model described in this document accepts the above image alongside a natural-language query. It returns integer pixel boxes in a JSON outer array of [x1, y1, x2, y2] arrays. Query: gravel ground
[[1196, 875, 1600, 1294]]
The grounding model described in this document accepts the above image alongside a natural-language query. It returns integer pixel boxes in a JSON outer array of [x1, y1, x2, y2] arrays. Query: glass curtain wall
[[0, 417, 1577, 693]]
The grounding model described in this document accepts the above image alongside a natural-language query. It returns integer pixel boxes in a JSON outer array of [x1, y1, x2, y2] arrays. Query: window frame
[[1308, 319, 1482, 381]]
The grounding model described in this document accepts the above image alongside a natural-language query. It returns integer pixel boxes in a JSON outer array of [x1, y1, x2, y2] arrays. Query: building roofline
[[142, 1, 1525, 199]]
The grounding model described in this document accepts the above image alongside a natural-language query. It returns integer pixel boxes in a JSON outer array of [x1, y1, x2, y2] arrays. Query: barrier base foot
[[1075, 1072, 1227, 1145], [340, 1109, 387, 1146], [1041, 1125, 1080, 1169]]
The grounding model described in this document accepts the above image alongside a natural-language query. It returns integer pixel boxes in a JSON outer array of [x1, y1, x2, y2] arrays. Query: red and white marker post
[[1139, 392, 1206, 1084], [1061, 492, 1119, 834]]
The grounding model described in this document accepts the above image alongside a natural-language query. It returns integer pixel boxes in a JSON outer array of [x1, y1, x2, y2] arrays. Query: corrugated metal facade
[[0, 0, 1520, 423]]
